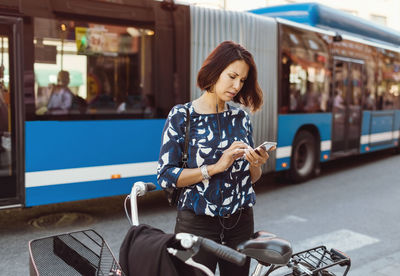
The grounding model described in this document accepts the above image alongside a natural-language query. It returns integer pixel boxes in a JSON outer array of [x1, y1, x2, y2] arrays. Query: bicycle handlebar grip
[[198, 237, 247, 266]]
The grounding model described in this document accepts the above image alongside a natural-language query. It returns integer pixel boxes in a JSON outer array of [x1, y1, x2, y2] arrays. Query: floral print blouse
[[157, 102, 256, 217]]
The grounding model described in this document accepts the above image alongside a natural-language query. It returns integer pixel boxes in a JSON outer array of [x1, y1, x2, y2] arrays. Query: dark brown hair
[[197, 41, 263, 112]]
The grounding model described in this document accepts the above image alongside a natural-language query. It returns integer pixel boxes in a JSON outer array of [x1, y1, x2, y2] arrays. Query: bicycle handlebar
[[198, 237, 247, 266], [129, 182, 247, 268], [130, 181, 157, 225]]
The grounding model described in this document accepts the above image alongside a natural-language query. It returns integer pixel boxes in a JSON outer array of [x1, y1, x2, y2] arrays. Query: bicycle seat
[[237, 233, 292, 265], [252, 231, 277, 239]]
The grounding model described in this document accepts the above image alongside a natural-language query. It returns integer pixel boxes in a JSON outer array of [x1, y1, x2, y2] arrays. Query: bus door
[[331, 57, 363, 156], [0, 16, 23, 207]]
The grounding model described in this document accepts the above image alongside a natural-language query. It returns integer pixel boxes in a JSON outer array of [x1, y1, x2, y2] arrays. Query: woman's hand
[[208, 141, 247, 175], [245, 146, 271, 168], [177, 141, 248, 187], [245, 145, 274, 183]]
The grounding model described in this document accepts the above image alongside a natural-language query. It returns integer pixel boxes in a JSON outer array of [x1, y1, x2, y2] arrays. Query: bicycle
[[28, 181, 351, 276], [238, 232, 351, 276], [125, 181, 351, 276], [28, 182, 246, 276]]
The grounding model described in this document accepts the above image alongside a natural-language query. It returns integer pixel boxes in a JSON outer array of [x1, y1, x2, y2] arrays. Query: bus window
[[280, 25, 331, 114], [363, 58, 377, 111], [376, 50, 400, 110], [0, 36, 10, 178], [32, 18, 155, 117]]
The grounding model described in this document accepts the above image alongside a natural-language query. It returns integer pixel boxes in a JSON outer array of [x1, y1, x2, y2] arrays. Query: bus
[[250, 3, 400, 180], [0, 0, 399, 208]]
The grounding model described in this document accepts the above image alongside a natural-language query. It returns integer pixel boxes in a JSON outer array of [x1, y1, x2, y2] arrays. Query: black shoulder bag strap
[[167, 106, 190, 207], [170, 107, 190, 207], [181, 107, 190, 167]]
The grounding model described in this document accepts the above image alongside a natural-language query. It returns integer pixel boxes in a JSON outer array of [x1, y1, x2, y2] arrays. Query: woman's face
[[214, 60, 249, 103]]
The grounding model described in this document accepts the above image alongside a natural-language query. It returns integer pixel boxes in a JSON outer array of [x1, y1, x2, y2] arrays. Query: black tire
[[288, 131, 319, 183]]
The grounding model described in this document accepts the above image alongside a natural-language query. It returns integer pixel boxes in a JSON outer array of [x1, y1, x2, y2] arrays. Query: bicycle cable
[[124, 195, 133, 225]]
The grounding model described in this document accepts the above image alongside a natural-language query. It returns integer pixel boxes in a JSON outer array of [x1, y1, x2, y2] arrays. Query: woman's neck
[[194, 92, 226, 114]]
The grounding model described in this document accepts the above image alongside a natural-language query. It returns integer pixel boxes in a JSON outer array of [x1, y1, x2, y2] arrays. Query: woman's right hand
[[177, 141, 247, 187], [210, 141, 247, 174]]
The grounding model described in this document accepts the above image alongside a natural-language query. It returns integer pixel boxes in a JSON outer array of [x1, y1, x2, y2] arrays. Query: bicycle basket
[[29, 229, 124, 276]]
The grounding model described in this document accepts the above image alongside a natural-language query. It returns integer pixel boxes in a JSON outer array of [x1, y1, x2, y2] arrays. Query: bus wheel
[[289, 131, 319, 183]]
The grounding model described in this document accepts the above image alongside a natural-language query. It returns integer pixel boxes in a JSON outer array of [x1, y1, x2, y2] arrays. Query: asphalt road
[[1, 149, 400, 275]]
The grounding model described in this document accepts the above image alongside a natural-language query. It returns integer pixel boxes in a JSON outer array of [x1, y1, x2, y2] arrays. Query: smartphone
[[256, 141, 277, 153]]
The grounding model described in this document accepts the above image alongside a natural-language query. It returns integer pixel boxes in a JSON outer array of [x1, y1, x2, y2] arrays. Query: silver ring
[[254, 160, 259, 164]]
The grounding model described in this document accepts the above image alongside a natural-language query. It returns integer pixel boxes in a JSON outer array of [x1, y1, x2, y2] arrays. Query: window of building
[[341, 9, 358, 16], [370, 14, 387, 26]]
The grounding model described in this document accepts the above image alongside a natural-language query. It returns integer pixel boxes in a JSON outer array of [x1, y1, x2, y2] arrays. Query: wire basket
[[29, 229, 124, 276], [290, 246, 351, 276]]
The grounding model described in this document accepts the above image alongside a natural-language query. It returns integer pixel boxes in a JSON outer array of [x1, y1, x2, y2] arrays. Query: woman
[[157, 41, 271, 275]]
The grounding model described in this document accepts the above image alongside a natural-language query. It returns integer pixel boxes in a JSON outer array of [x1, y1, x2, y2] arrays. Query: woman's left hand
[[245, 146, 270, 167]]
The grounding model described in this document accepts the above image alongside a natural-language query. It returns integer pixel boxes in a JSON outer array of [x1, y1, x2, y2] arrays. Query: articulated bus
[[0, 0, 399, 208]]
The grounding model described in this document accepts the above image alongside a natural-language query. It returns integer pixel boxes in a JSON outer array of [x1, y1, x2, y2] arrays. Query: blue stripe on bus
[[25, 174, 159, 207], [360, 140, 398, 154], [276, 157, 290, 171], [276, 113, 332, 171], [275, 150, 330, 171], [320, 150, 330, 162], [25, 119, 166, 172], [277, 113, 332, 146], [397, 111, 400, 131], [360, 111, 400, 154], [362, 110, 400, 135], [250, 3, 319, 25], [362, 110, 396, 134]]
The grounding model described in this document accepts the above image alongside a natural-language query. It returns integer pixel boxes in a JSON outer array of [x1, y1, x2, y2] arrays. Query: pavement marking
[[350, 250, 400, 276], [294, 229, 380, 253], [274, 215, 308, 224]]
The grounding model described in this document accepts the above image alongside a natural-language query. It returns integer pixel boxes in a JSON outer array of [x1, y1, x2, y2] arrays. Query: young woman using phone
[[157, 41, 270, 276]]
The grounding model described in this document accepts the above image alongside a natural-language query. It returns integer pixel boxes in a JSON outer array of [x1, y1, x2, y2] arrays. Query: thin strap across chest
[[181, 107, 190, 168]]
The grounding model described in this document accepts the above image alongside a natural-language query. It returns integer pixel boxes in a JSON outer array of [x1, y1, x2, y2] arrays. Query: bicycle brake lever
[[167, 233, 200, 262], [167, 234, 214, 276]]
